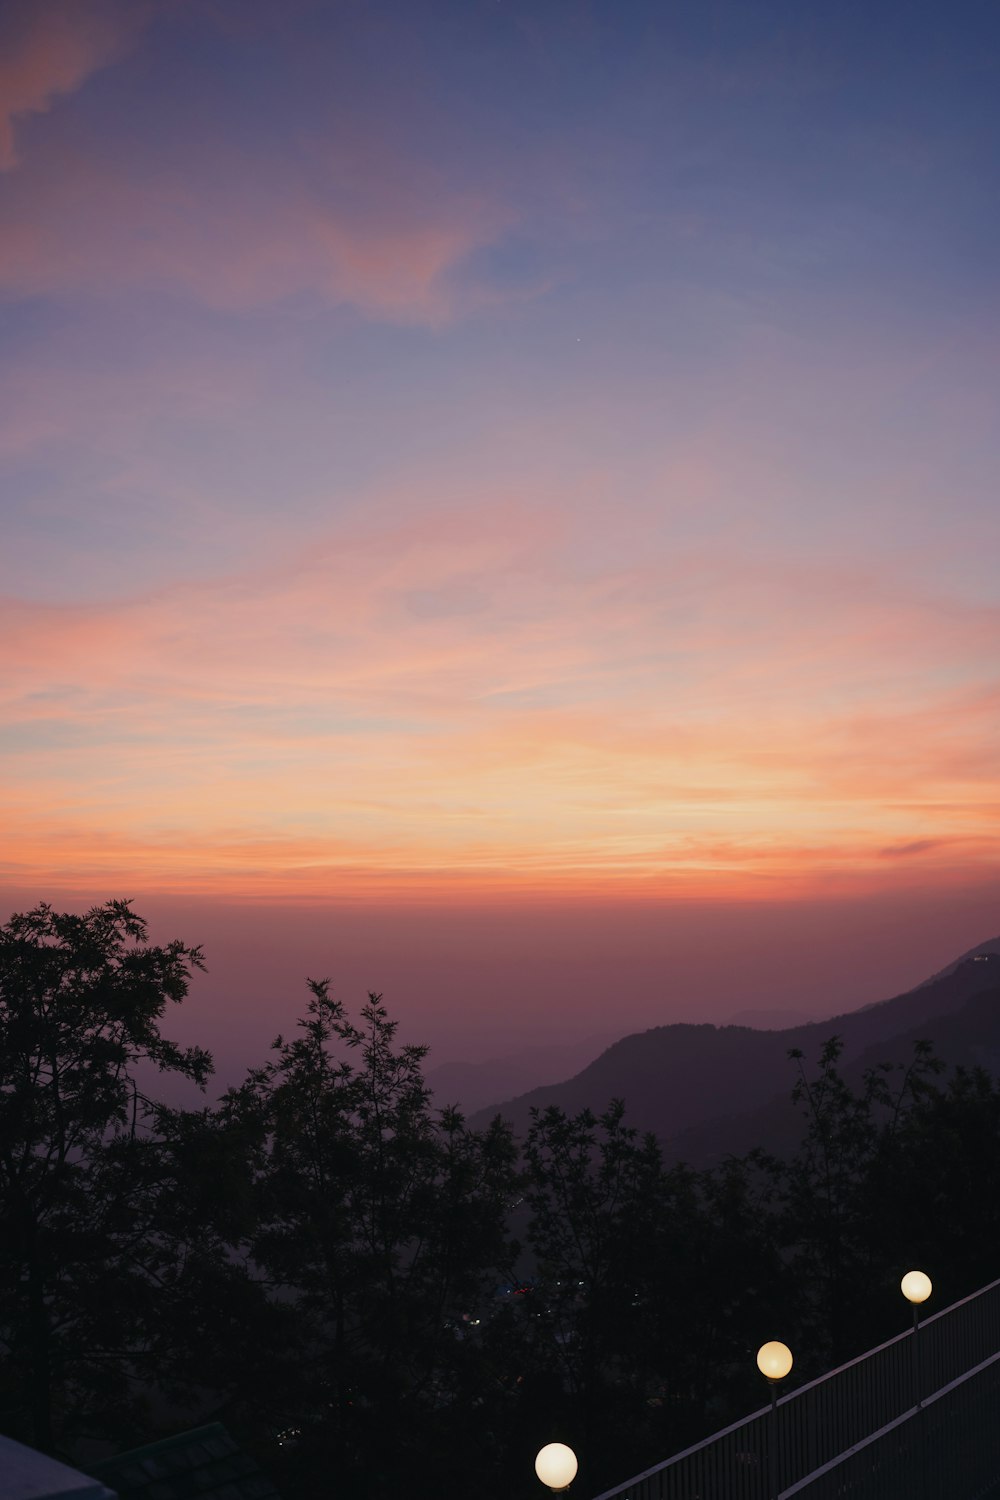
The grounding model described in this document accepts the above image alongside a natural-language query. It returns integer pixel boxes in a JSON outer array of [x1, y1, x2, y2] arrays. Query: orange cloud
[[0, 1, 144, 170], [2, 496, 998, 902]]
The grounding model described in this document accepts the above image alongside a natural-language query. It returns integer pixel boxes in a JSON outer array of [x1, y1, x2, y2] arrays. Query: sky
[[1, 0, 999, 1069]]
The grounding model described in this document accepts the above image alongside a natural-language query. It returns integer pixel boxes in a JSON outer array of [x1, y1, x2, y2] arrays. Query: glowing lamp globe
[[535, 1443, 578, 1492], [756, 1341, 794, 1381], [901, 1271, 932, 1304]]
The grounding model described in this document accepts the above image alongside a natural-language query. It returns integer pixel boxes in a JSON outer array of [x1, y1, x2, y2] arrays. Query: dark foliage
[[3, 902, 1000, 1499]]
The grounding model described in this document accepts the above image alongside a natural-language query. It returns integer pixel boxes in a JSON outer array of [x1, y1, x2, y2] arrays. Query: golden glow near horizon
[[1, 499, 996, 904]]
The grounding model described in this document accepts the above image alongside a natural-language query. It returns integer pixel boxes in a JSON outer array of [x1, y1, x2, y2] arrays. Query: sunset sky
[[2, 0, 998, 1064]]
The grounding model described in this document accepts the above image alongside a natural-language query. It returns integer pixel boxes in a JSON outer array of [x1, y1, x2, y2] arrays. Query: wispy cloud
[[2, 497, 997, 898], [879, 838, 946, 858]]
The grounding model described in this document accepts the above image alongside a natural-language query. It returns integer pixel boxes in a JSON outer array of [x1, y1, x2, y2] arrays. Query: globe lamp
[[756, 1341, 794, 1382], [901, 1271, 932, 1305], [535, 1443, 578, 1492]]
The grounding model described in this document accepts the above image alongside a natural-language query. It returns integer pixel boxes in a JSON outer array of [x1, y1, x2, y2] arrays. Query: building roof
[[85, 1424, 280, 1500], [0, 1433, 117, 1500]]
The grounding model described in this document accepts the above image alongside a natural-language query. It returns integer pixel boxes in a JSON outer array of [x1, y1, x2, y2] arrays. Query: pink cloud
[[0, 3, 521, 322], [0, 139, 510, 320], [0, 1, 145, 170]]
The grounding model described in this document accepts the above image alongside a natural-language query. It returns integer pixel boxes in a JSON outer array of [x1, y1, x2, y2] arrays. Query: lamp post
[[901, 1270, 932, 1500], [901, 1271, 932, 1408], [757, 1341, 793, 1500], [535, 1443, 578, 1493]]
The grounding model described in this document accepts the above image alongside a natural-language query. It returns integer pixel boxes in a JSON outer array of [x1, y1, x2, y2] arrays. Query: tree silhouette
[[221, 981, 520, 1498], [0, 900, 211, 1451]]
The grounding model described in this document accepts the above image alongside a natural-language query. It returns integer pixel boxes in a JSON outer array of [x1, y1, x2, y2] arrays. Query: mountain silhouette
[[467, 940, 1000, 1162], [425, 1032, 615, 1116]]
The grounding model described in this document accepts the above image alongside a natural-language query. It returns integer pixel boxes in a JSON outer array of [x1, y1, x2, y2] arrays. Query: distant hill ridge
[[425, 1032, 616, 1117], [917, 936, 1000, 986], [467, 939, 1000, 1163]]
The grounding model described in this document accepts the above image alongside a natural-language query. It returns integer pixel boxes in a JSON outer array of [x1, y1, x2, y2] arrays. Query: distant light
[[535, 1442, 578, 1491], [756, 1341, 794, 1381], [901, 1270, 932, 1304]]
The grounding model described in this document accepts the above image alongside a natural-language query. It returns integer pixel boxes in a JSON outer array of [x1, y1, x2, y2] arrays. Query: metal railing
[[591, 1276, 1000, 1500], [782, 1349, 1000, 1498]]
